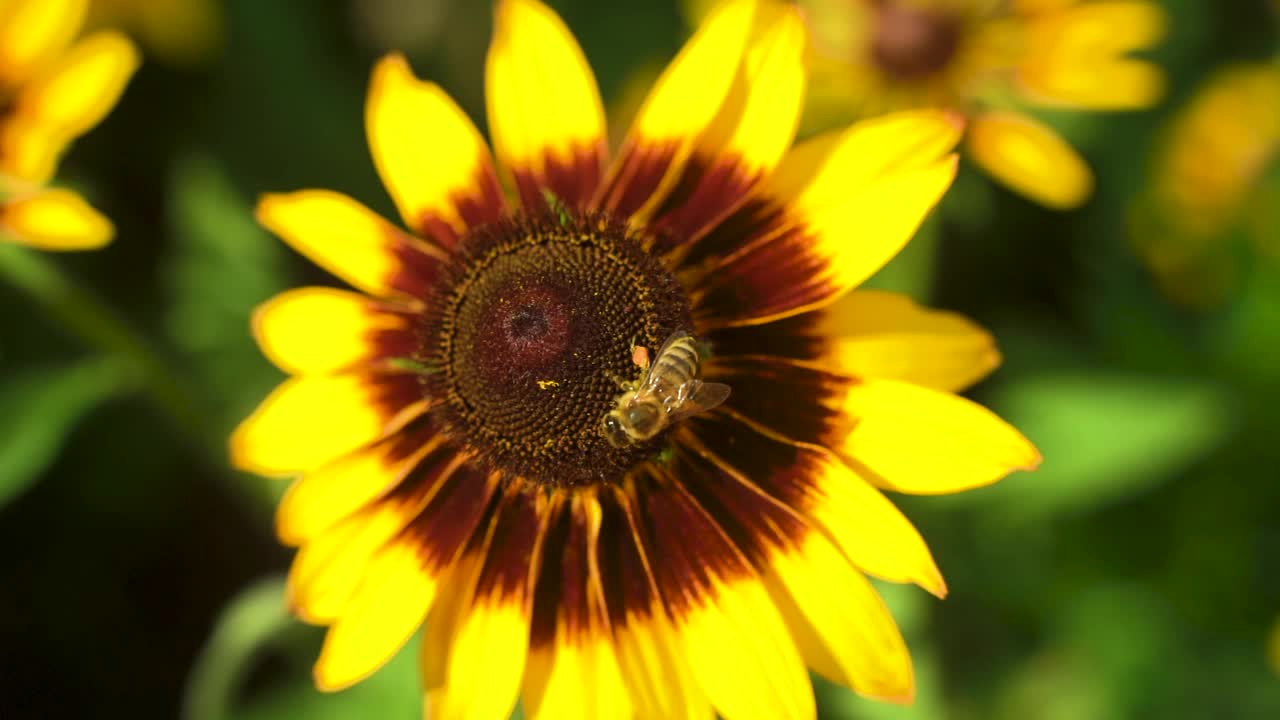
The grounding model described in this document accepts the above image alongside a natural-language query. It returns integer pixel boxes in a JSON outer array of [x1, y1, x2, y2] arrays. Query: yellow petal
[[252, 287, 413, 375], [313, 539, 438, 690], [424, 490, 544, 720], [1019, 1, 1166, 109], [0, 122, 61, 183], [612, 610, 712, 720], [837, 378, 1042, 494], [769, 109, 964, 210], [0, 0, 87, 87], [523, 645, 627, 720], [426, 596, 531, 720], [486, 0, 606, 208], [12, 30, 139, 138], [275, 431, 442, 546], [698, 158, 957, 326], [652, 3, 807, 243], [812, 290, 1000, 391], [229, 373, 424, 476], [288, 500, 424, 623], [766, 531, 913, 702], [0, 187, 112, 250], [966, 111, 1094, 209], [523, 634, 631, 720], [694, 110, 961, 326], [627, 0, 754, 141], [696, 3, 806, 176], [255, 190, 441, 299], [687, 414, 947, 595], [679, 577, 816, 720], [366, 54, 505, 244], [807, 453, 946, 595], [597, 0, 755, 218]]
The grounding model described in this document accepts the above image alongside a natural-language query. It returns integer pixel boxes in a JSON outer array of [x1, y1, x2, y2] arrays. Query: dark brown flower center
[[422, 213, 691, 487], [869, 1, 962, 82]]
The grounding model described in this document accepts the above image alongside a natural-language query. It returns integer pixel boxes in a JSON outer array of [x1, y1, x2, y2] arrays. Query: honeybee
[[601, 332, 731, 447]]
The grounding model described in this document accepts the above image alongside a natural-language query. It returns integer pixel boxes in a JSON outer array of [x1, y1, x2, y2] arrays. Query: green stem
[[0, 241, 271, 508]]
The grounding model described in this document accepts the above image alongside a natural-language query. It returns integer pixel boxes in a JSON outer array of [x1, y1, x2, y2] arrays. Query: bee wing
[[668, 380, 731, 423]]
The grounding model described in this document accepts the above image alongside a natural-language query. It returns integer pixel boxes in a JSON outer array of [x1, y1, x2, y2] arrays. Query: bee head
[[624, 402, 662, 436], [600, 412, 631, 448]]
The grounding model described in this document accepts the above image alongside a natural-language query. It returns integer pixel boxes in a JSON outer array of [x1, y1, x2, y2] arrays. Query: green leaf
[[164, 153, 289, 435], [962, 372, 1233, 522], [0, 358, 126, 508]]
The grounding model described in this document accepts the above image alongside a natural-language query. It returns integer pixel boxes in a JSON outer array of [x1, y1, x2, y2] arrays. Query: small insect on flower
[[601, 331, 731, 447]]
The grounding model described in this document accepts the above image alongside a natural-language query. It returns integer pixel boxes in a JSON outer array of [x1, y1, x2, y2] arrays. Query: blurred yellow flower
[[784, 0, 1167, 209], [1130, 63, 1280, 306], [0, 0, 139, 250], [88, 0, 223, 67]]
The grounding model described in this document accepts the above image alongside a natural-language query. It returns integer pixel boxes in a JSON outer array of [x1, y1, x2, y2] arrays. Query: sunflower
[[232, 0, 1039, 716], [0, 0, 138, 250], [796, 0, 1166, 209], [1130, 62, 1280, 306]]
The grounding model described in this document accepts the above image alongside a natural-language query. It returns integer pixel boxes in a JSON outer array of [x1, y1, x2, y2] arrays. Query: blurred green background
[[1, 0, 1278, 718]]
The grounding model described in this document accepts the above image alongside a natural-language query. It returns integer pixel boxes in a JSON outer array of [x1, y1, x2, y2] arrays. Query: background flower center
[[870, 1, 962, 81]]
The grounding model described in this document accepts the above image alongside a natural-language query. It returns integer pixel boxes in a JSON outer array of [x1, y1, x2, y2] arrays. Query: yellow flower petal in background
[[0, 186, 112, 250], [366, 54, 505, 245], [837, 378, 1042, 494], [966, 110, 1093, 209], [1, 30, 139, 183], [11, 30, 139, 139], [252, 287, 412, 376], [0, 0, 87, 88], [486, 0, 606, 209], [1018, 0, 1166, 110]]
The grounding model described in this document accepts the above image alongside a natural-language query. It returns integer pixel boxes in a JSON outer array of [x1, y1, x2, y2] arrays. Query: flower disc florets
[[870, 2, 962, 81], [421, 212, 691, 487]]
